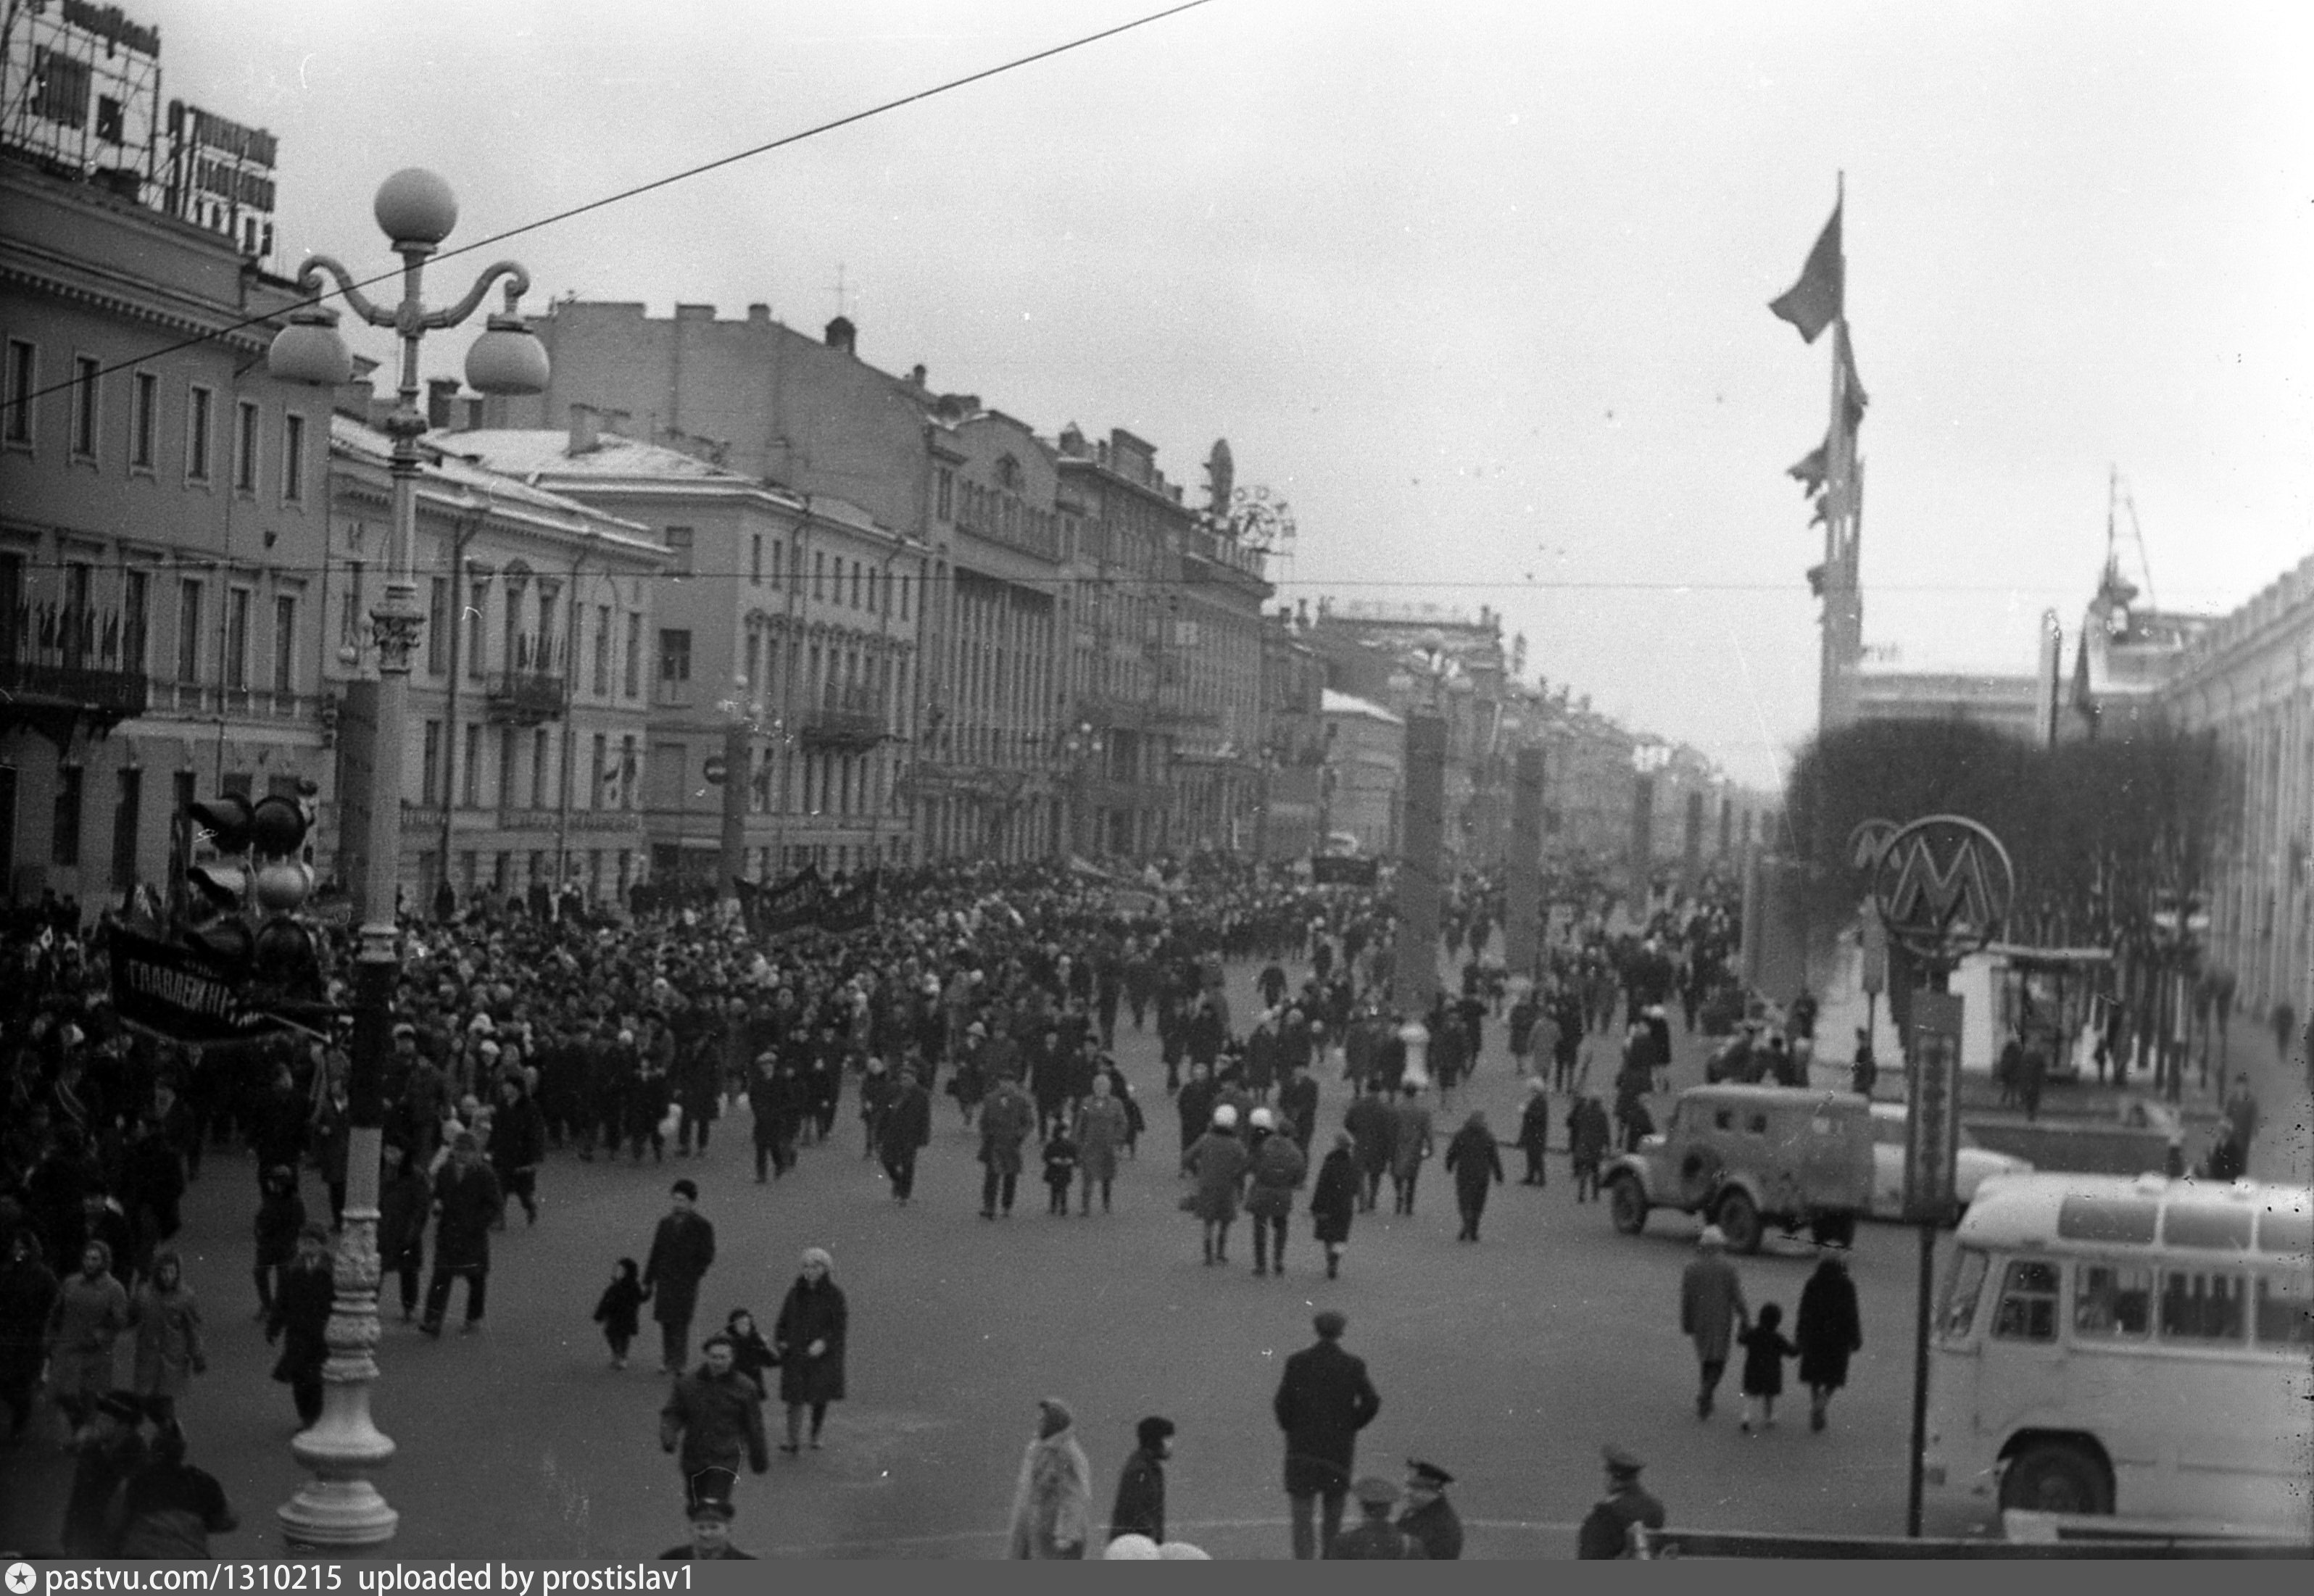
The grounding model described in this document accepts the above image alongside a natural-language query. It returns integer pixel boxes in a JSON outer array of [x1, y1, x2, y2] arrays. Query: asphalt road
[[4, 950, 1949, 1560]]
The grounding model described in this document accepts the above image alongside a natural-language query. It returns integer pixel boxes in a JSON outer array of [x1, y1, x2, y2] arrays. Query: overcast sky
[[144, 0, 2313, 792]]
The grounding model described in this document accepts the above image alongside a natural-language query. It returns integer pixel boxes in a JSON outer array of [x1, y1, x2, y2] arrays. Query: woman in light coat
[[130, 1248, 206, 1430], [1181, 1105, 1250, 1266], [1007, 1397, 1094, 1559]]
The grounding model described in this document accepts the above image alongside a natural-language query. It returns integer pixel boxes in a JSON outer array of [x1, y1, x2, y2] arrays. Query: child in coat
[[1041, 1129, 1080, 1216], [1737, 1300, 1797, 1432], [593, 1258, 646, 1370]]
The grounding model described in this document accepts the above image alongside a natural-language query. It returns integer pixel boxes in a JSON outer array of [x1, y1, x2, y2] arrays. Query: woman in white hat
[[1181, 1104, 1251, 1265]]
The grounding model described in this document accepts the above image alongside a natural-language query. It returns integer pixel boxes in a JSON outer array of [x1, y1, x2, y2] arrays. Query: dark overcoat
[[1271, 1338, 1380, 1495], [1795, 1261, 1863, 1389], [644, 1210, 717, 1328], [1309, 1148, 1358, 1245], [773, 1276, 847, 1405]]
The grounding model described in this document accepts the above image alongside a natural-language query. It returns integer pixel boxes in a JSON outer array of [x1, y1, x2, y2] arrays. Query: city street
[[10, 949, 1963, 1560]]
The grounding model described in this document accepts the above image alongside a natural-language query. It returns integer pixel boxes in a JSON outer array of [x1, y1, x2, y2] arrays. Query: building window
[[665, 526, 694, 575], [750, 534, 763, 584], [225, 589, 251, 691], [463, 723, 483, 806], [175, 579, 203, 683], [234, 400, 260, 491], [421, 720, 442, 805], [427, 577, 448, 675], [619, 736, 638, 807], [128, 371, 159, 469], [341, 561, 366, 655], [533, 726, 551, 808], [5, 340, 36, 445], [71, 355, 99, 457], [591, 733, 607, 810], [899, 573, 910, 622], [31, 46, 91, 125], [850, 560, 863, 609], [110, 767, 142, 890], [186, 386, 213, 481], [498, 727, 518, 809], [281, 412, 306, 502], [467, 578, 489, 678], [658, 629, 692, 697], [813, 552, 825, 601], [272, 595, 296, 694], [123, 570, 149, 671], [593, 604, 611, 695], [52, 766, 83, 867], [936, 467, 953, 521], [623, 612, 641, 698]]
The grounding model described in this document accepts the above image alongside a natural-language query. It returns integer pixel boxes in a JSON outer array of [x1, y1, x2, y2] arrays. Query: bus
[[1920, 1173, 2313, 1540]]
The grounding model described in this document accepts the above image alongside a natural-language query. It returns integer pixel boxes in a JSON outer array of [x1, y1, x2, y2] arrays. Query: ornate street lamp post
[[267, 168, 550, 1547]]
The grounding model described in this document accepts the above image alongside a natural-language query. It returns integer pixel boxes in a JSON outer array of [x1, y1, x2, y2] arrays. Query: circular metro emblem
[[1867, 814, 2015, 965]]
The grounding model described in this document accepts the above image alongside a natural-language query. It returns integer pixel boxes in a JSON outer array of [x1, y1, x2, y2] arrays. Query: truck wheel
[[1714, 1189, 1763, 1254], [1999, 1443, 2111, 1516], [1609, 1173, 1649, 1235]]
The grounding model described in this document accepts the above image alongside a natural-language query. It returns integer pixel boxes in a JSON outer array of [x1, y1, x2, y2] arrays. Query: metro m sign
[[1869, 814, 2015, 965]]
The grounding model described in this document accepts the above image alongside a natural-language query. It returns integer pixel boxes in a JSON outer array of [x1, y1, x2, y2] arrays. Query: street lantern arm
[[293, 257, 398, 331], [422, 262, 534, 332]]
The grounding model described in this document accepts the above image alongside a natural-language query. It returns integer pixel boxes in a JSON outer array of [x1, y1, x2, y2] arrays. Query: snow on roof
[[331, 415, 657, 552], [1323, 689, 1403, 726], [434, 428, 760, 486]]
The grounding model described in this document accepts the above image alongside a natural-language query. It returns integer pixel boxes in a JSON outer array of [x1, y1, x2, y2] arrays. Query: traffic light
[[246, 792, 318, 992], [177, 786, 320, 994], [178, 791, 257, 981]]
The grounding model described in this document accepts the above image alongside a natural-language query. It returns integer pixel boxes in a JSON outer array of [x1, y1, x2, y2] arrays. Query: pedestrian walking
[[490, 1076, 547, 1226], [1309, 1131, 1359, 1280], [1397, 1459, 1463, 1559], [723, 1308, 778, 1395], [772, 1247, 846, 1452], [377, 1140, 429, 1325], [1344, 1078, 1393, 1213], [1568, 1094, 1612, 1203], [1388, 1082, 1432, 1216], [1736, 1301, 1797, 1432], [642, 1179, 716, 1375], [1182, 1104, 1251, 1265], [1272, 1309, 1381, 1559], [1041, 1124, 1081, 1215], [251, 1165, 304, 1320], [1, 1226, 60, 1440], [1245, 1107, 1308, 1276], [658, 1335, 768, 1513], [420, 1131, 501, 1338], [1680, 1225, 1749, 1419], [1794, 1252, 1862, 1432], [877, 1065, 932, 1204], [1516, 1078, 1551, 1186], [266, 1223, 334, 1428], [977, 1071, 1035, 1219], [1108, 1415, 1173, 1546], [1006, 1397, 1095, 1559], [1443, 1110, 1504, 1242], [1327, 1476, 1425, 1558], [1073, 1073, 1130, 1214], [1575, 1445, 1665, 1558], [46, 1239, 128, 1431], [594, 1258, 647, 1370], [128, 1248, 205, 1431]]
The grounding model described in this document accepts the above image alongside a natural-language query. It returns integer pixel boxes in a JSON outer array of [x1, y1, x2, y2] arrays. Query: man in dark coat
[[1272, 1309, 1381, 1559], [1343, 1081, 1394, 1213], [659, 1337, 768, 1512], [420, 1132, 502, 1337], [1277, 1063, 1319, 1155], [1108, 1415, 1173, 1546], [1795, 1253, 1863, 1431], [644, 1179, 717, 1374], [1397, 1459, 1463, 1559], [1577, 1445, 1665, 1558], [1176, 1061, 1219, 1163], [878, 1067, 933, 1204], [490, 1077, 547, 1226], [977, 1073, 1035, 1219]]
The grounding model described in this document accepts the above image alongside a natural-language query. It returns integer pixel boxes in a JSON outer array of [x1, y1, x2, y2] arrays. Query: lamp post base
[[278, 1476, 399, 1550]]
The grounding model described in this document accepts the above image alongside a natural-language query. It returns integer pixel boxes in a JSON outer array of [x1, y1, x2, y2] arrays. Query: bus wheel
[[1999, 1444, 2111, 1516], [1609, 1174, 1649, 1235], [1714, 1189, 1763, 1254]]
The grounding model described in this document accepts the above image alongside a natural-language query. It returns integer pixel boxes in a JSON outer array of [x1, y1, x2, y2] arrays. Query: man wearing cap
[[660, 1339, 768, 1515], [658, 1495, 755, 1559], [1327, 1476, 1426, 1559], [1576, 1445, 1665, 1558], [1680, 1225, 1749, 1419], [644, 1179, 717, 1374], [977, 1070, 1036, 1219], [420, 1131, 502, 1339], [1273, 1309, 1382, 1558], [1398, 1460, 1463, 1559], [1108, 1415, 1174, 1546]]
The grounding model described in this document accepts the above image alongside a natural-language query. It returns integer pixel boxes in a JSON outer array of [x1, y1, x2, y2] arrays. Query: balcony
[[485, 670, 568, 726], [0, 607, 150, 749], [798, 683, 884, 750]]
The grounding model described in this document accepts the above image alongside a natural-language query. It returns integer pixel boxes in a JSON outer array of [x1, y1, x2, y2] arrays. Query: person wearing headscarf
[[1182, 1104, 1251, 1267], [1794, 1252, 1864, 1432], [1443, 1110, 1505, 1242], [46, 1237, 129, 1431], [128, 1248, 205, 1431], [1309, 1131, 1359, 1281], [773, 1247, 847, 1453], [1006, 1397, 1094, 1559]]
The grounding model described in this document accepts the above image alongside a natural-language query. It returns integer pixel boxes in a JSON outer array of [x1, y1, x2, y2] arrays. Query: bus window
[[1992, 1260, 2060, 1342], [2073, 1262, 2153, 1339], [2159, 1267, 2247, 1343], [2253, 1273, 2313, 1350], [1939, 1247, 1989, 1339], [1746, 1113, 1769, 1136], [1713, 1109, 1733, 1131]]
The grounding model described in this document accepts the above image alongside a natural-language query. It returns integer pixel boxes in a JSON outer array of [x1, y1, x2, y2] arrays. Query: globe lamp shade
[[373, 167, 457, 247], [254, 859, 316, 914], [465, 315, 550, 396], [268, 308, 353, 387]]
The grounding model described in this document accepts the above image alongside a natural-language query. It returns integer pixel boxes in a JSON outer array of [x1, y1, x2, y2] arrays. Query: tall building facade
[[2, 149, 325, 913]]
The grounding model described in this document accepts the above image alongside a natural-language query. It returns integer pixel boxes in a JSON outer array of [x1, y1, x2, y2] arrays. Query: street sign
[[1904, 991, 1964, 1224], [1870, 814, 2015, 965], [702, 755, 728, 785]]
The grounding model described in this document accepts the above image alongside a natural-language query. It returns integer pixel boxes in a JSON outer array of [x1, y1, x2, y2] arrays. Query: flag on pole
[[1836, 320, 1868, 431], [1769, 201, 1844, 344], [1786, 441, 1828, 496]]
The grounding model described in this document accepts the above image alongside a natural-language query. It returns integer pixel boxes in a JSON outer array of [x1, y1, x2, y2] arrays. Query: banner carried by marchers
[[108, 926, 291, 1045], [818, 870, 879, 934], [755, 863, 826, 942]]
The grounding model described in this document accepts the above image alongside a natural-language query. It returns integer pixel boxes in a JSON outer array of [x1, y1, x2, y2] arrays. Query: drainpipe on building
[[553, 533, 592, 897], [436, 503, 484, 914]]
